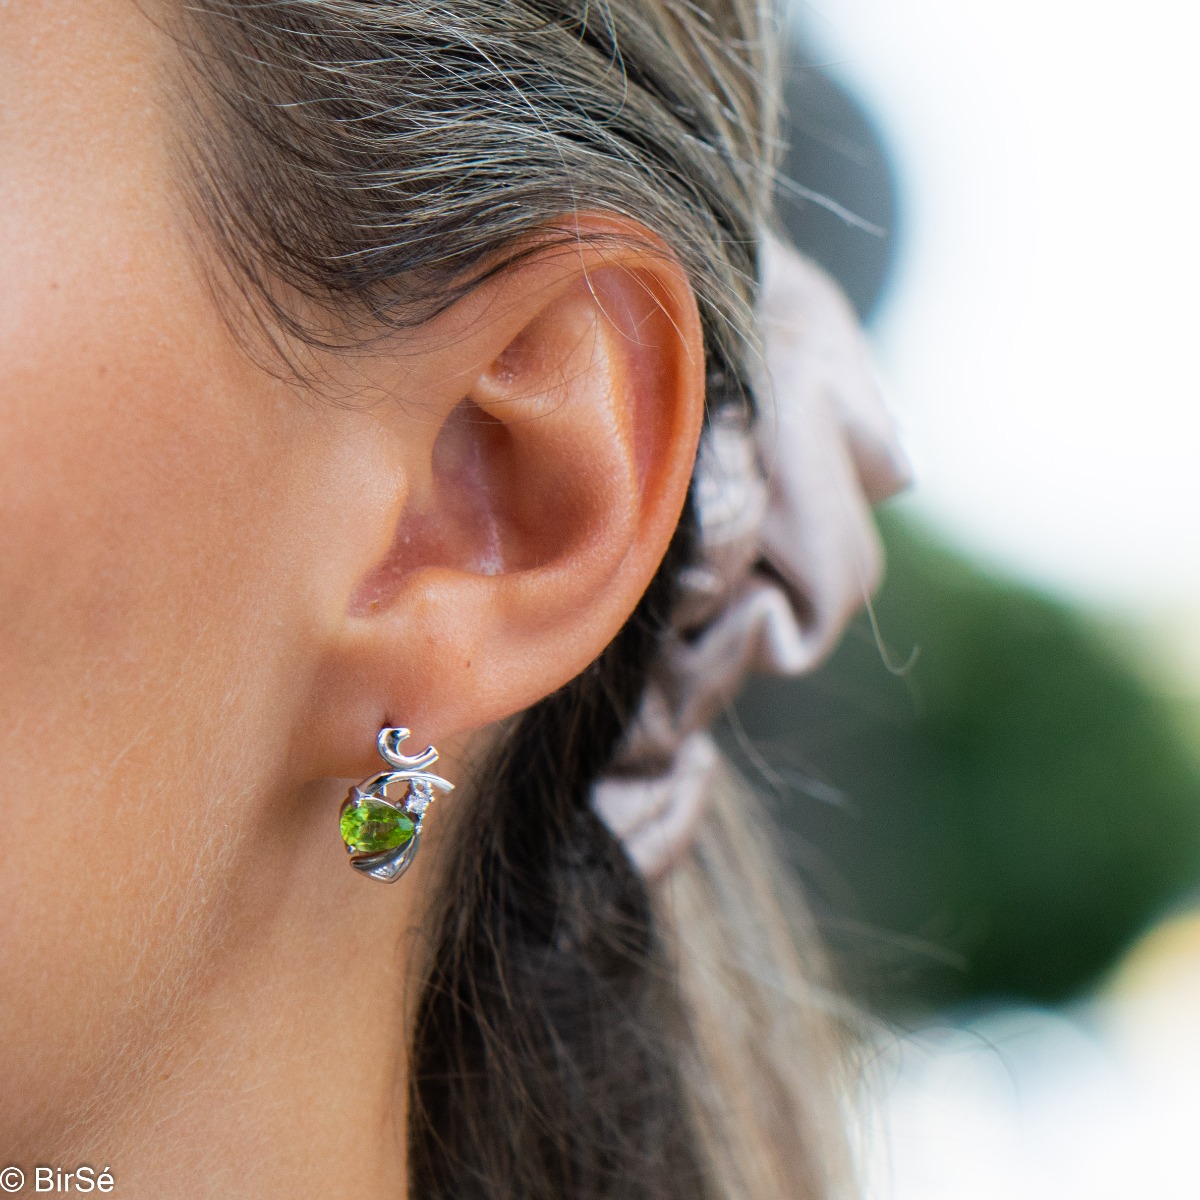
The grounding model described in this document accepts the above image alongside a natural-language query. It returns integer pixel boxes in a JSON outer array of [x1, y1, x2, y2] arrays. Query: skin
[[0, 2, 705, 1196]]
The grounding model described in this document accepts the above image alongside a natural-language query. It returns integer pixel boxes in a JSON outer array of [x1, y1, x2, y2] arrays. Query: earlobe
[[308, 218, 705, 778]]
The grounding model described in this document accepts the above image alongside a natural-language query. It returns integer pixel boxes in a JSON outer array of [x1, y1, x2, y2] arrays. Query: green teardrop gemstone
[[340, 798, 415, 854]]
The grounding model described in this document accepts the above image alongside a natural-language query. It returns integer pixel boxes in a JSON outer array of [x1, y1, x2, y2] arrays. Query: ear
[[304, 215, 705, 779]]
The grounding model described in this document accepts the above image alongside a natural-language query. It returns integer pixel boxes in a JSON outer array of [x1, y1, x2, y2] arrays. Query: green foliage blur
[[721, 509, 1200, 1013]]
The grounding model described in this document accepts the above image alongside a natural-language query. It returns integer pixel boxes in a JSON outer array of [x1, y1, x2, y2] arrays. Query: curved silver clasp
[[356, 728, 454, 805], [378, 727, 439, 771]]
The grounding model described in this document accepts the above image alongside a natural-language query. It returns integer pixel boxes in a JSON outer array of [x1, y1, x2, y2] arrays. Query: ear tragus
[[351, 400, 513, 613]]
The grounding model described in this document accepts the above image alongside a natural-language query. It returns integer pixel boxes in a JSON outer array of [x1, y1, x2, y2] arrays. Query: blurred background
[[736, 3, 1200, 1189], [731, 0, 1200, 1018]]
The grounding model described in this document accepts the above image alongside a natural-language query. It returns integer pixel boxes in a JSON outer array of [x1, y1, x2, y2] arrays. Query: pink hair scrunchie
[[591, 233, 911, 880]]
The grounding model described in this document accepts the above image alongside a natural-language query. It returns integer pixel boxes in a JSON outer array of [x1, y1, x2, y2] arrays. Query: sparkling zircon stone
[[340, 798, 414, 854], [406, 784, 432, 817]]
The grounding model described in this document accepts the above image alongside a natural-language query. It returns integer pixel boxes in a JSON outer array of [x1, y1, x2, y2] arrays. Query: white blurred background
[[791, 0, 1200, 663]]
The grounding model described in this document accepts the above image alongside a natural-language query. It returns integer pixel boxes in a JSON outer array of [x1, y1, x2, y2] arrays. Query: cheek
[[0, 194, 318, 1144]]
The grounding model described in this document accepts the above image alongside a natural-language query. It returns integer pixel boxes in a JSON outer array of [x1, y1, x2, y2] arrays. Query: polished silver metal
[[341, 727, 454, 883]]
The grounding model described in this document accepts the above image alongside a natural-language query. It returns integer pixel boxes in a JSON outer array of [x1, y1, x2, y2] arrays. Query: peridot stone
[[340, 798, 414, 854]]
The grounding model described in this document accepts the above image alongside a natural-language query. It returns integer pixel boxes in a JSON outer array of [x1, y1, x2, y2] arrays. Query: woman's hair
[[173, 2, 852, 1196]]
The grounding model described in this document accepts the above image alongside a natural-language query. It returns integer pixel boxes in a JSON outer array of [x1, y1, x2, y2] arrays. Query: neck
[[84, 777, 440, 1200]]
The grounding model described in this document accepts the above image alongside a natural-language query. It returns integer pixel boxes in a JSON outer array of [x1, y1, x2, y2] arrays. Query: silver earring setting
[[339, 727, 454, 883]]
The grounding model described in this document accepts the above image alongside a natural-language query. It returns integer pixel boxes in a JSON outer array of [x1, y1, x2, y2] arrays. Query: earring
[[339, 727, 454, 883]]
